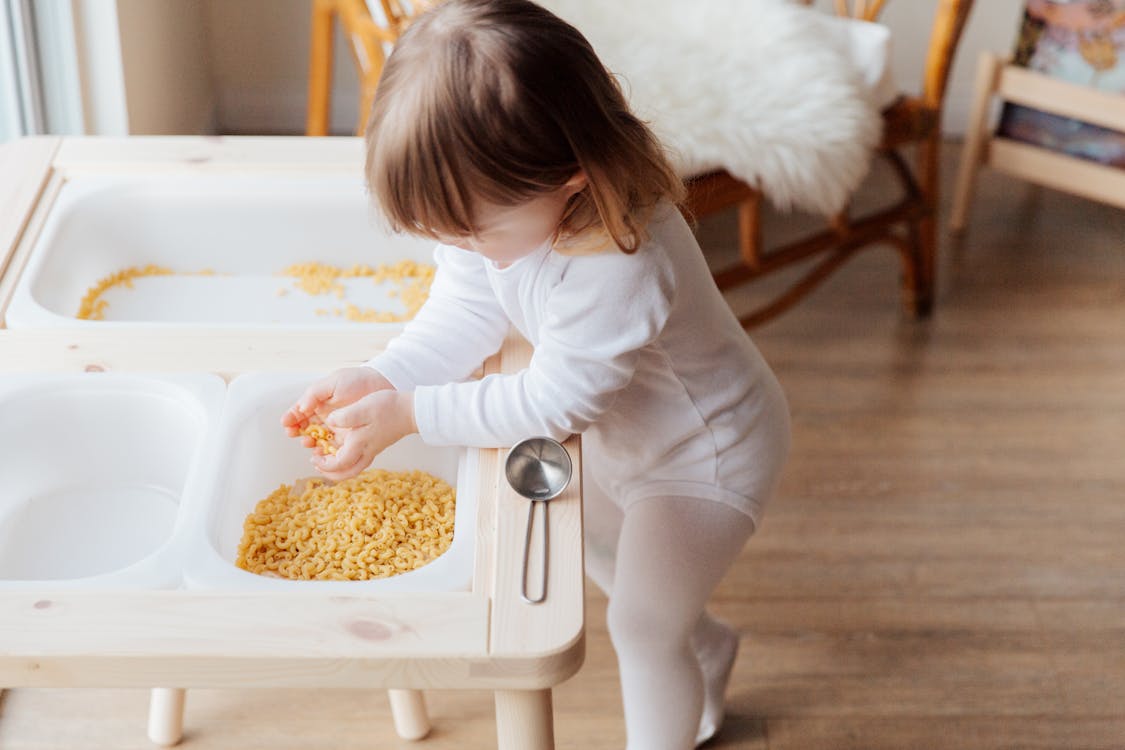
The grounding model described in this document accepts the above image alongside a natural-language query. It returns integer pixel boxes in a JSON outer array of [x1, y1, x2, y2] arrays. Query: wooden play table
[[0, 136, 585, 749]]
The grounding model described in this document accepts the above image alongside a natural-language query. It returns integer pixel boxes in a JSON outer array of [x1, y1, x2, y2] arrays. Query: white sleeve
[[366, 244, 510, 389], [412, 248, 676, 447]]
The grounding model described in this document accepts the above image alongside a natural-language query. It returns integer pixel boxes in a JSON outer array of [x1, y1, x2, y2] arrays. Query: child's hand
[[312, 390, 417, 481], [281, 367, 393, 448]]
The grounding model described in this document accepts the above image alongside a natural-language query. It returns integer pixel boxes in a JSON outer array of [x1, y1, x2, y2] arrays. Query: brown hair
[[364, 0, 684, 254]]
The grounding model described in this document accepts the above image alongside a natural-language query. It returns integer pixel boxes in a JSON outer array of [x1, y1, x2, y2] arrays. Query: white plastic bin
[[4, 174, 438, 328], [182, 372, 478, 593], [0, 373, 224, 589]]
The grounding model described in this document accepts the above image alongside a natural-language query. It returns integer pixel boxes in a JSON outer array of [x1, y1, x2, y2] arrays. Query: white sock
[[691, 615, 740, 746], [609, 497, 755, 750]]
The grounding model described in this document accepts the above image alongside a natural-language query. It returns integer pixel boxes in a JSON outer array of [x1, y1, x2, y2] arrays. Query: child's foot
[[692, 619, 740, 746]]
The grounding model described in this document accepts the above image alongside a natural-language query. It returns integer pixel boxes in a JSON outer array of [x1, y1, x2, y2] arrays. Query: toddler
[[282, 1, 791, 747]]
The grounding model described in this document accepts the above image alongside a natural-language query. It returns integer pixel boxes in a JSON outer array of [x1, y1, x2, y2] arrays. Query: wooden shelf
[[989, 137, 1125, 211], [951, 56, 1125, 231]]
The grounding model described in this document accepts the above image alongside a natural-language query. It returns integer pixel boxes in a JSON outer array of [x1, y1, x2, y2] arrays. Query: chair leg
[[147, 688, 186, 747], [735, 192, 762, 269], [306, 0, 336, 136], [905, 134, 941, 318], [389, 689, 431, 740]]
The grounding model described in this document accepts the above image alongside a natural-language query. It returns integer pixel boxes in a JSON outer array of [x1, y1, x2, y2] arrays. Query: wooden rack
[[951, 53, 1125, 230]]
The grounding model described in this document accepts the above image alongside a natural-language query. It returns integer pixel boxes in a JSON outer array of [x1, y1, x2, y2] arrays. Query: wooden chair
[[307, 0, 974, 327]]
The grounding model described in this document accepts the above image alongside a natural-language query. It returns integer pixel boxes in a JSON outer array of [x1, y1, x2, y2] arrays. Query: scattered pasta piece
[[77, 265, 175, 320], [236, 469, 456, 580], [76, 259, 435, 323], [278, 260, 434, 320]]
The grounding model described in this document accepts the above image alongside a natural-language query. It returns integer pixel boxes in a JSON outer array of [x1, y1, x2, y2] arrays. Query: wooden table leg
[[147, 687, 186, 746], [495, 689, 554, 750], [388, 688, 431, 740]]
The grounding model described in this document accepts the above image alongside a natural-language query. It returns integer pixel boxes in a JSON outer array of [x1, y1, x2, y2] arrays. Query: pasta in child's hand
[[236, 469, 455, 580], [300, 422, 338, 455]]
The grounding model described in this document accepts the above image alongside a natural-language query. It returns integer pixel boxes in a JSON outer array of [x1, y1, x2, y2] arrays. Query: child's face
[[437, 177, 585, 265]]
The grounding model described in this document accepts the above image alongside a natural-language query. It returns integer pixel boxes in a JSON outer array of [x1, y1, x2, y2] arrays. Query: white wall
[[201, 0, 1028, 137]]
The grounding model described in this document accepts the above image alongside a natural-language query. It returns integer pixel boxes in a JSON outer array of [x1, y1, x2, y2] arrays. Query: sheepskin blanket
[[539, 0, 884, 216]]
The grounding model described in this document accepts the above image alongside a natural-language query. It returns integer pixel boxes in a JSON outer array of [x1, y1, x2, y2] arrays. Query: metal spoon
[[505, 437, 572, 604]]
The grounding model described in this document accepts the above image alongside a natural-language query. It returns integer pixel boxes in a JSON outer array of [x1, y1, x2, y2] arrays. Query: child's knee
[[606, 595, 693, 654]]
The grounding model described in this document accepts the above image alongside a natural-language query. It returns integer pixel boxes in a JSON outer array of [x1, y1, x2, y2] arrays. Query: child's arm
[[311, 249, 674, 480], [366, 243, 510, 390], [412, 248, 676, 447]]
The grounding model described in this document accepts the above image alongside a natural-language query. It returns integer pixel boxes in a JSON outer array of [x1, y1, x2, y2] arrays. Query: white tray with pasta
[[0, 138, 586, 746], [181, 371, 479, 593], [4, 174, 438, 329]]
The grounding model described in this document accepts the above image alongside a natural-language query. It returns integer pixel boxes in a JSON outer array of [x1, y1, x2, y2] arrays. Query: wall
[[116, 0, 214, 134], [203, 0, 1027, 137], [71, 0, 214, 135], [204, 0, 359, 135]]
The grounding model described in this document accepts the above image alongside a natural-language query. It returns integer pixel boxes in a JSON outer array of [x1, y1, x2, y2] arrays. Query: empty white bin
[[0, 373, 224, 589]]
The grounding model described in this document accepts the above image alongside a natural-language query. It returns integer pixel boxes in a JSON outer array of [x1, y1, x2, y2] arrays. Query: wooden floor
[[3, 142, 1125, 749]]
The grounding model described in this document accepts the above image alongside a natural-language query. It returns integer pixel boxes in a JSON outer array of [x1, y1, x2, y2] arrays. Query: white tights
[[584, 482, 756, 750]]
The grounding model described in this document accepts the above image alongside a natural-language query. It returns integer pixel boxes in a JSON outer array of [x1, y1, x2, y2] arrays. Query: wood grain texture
[[997, 64, 1125, 134], [0, 137, 60, 308], [52, 136, 364, 174], [989, 138, 1125, 211], [0, 592, 490, 688], [487, 336, 585, 680]]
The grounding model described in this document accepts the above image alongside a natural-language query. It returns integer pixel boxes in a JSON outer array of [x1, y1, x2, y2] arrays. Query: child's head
[[365, 0, 684, 260]]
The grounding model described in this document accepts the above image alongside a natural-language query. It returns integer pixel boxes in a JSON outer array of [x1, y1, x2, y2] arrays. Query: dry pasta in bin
[[236, 468, 456, 581]]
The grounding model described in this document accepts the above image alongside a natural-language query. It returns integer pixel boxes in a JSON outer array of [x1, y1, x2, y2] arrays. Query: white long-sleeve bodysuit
[[367, 204, 790, 524]]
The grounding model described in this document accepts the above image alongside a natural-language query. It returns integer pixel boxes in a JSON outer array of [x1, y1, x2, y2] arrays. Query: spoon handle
[[520, 500, 549, 604]]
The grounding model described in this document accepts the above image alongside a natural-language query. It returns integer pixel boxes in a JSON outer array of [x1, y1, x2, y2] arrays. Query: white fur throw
[[539, 0, 884, 216]]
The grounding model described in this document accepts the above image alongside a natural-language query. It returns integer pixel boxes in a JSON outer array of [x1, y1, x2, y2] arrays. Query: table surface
[[0, 136, 585, 692]]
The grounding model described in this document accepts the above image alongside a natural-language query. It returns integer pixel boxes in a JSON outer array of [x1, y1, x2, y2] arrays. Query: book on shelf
[[998, 0, 1125, 168]]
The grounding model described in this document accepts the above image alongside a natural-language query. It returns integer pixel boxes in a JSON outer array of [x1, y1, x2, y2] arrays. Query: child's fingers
[[314, 439, 359, 473], [315, 463, 363, 482], [297, 376, 339, 415], [325, 398, 374, 430], [280, 408, 307, 428]]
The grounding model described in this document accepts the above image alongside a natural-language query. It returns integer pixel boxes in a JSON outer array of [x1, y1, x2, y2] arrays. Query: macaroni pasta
[[236, 469, 456, 581]]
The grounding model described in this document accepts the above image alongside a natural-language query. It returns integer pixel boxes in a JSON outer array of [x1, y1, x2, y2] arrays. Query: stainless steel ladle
[[505, 437, 572, 604]]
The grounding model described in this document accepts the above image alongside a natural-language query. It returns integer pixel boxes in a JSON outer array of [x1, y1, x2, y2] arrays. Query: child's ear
[[564, 170, 588, 193]]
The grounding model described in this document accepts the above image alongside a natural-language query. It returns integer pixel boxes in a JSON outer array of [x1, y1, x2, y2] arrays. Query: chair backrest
[[800, 0, 974, 110], [355, 0, 974, 124], [365, 0, 434, 37], [829, 0, 888, 22]]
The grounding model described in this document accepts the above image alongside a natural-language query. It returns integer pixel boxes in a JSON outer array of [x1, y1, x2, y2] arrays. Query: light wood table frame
[[0, 136, 585, 750], [951, 52, 1125, 231]]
